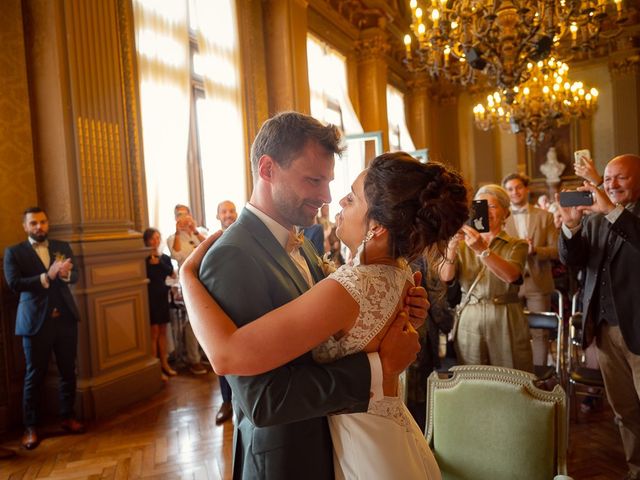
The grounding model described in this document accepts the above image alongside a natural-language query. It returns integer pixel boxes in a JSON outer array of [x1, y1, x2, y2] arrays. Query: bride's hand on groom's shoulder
[[404, 271, 429, 329], [179, 230, 223, 280]]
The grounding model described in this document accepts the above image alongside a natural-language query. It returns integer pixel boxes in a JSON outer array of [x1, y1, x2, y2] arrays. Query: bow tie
[[511, 207, 528, 215], [32, 240, 49, 249], [286, 230, 304, 253]]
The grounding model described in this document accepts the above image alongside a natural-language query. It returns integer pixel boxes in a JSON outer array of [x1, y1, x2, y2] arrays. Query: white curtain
[[307, 37, 362, 135], [192, 0, 246, 225], [133, 0, 191, 239], [387, 85, 416, 152], [307, 36, 364, 218]]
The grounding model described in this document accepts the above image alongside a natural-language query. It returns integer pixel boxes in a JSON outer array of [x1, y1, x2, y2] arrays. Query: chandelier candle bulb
[[403, 0, 628, 89], [472, 58, 598, 147], [404, 35, 412, 58]]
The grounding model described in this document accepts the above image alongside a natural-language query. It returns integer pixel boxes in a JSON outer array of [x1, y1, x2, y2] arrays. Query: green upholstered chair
[[426, 365, 571, 480]]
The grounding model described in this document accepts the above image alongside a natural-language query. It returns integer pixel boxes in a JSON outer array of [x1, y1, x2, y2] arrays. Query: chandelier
[[403, 0, 626, 97], [472, 58, 598, 146]]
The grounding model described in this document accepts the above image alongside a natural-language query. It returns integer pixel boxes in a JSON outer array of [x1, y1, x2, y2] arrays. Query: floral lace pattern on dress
[[367, 396, 414, 431], [312, 263, 413, 364]]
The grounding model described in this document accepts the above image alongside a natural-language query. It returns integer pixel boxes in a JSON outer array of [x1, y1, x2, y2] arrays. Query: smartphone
[[467, 199, 489, 232], [559, 190, 594, 207], [574, 149, 591, 166]]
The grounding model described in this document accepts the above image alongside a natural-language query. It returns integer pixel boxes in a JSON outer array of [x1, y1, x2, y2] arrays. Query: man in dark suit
[[198, 112, 423, 479], [4, 207, 85, 450], [213, 200, 238, 425], [558, 154, 640, 479]]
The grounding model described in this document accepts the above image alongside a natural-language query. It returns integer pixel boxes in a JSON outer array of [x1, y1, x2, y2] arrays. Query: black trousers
[[21, 312, 78, 427]]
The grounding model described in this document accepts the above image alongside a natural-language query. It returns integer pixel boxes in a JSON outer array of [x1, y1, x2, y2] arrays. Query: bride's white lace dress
[[313, 262, 442, 480]]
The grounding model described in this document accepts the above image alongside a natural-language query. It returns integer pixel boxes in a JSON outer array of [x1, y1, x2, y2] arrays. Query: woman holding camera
[[438, 184, 534, 372]]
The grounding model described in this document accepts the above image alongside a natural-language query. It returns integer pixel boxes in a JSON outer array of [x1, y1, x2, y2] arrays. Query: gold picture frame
[[518, 118, 592, 198]]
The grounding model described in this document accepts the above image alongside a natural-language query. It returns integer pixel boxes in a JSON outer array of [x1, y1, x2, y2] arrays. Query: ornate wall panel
[[65, 0, 131, 226], [18, 0, 161, 422], [94, 291, 146, 370]]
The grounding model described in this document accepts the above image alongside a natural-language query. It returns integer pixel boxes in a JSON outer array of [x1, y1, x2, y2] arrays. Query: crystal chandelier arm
[[404, 0, 626, 90]]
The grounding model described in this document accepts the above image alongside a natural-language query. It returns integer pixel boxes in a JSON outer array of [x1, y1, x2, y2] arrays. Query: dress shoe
[[0, 446, 15, 458], [215, 401, 233, 425], [60, 418, 85, 434], [161, 365, 178, 376], [189, 363, 207, 375], [21, 427, 39, 450]]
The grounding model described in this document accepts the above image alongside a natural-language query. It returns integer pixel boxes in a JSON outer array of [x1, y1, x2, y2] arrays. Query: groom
[[199, 112, 424, 479]]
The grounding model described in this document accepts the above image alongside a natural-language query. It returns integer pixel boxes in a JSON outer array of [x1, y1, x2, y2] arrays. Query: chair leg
[[566, 382, 572, 450]]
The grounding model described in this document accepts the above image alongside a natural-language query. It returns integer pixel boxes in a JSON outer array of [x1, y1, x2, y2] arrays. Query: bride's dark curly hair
[[364, 152, 469, 262]]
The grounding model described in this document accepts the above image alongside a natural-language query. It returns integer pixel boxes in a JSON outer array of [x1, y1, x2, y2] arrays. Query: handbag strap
[[457, 264, 486, 314]]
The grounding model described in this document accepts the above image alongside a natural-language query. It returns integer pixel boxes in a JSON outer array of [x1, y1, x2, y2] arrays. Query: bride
[[180, 152, 469, 479]]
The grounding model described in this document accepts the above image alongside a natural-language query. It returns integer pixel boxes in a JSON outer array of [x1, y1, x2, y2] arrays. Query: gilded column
[[609, 54, 640, 155], [21, 0, 161, 419], [423, 86, 460, 169], [263, 0, 311, 115], [355, 28, 390, 153], [405, 74, 432, 150], [236, 0, 269, 194], [0, 0, 40, 433]]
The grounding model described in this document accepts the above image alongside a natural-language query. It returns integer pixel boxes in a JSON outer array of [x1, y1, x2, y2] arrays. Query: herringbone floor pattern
[[0, 372, 628, 479], [0, 371, 233, 479]]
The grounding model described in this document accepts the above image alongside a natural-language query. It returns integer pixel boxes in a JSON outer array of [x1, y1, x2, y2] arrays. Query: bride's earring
[[364, 229, 374, 243], [352, 229, 375, 267]]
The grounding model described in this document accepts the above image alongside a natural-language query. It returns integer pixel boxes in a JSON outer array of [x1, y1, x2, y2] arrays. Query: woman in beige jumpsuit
[[439, 184, 533, 372]]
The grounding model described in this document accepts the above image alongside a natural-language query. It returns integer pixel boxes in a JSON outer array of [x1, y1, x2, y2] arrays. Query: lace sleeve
[[312, 264, 413, 363]]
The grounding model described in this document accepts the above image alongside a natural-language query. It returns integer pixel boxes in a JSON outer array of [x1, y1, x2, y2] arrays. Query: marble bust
[[540, 147, 565, 184]]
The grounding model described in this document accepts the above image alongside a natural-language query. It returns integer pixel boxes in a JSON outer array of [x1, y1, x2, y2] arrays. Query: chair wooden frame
[[524, 289, 566, 385], [566, 292, 605, 425], [426, 365, 569, 480], [526, 310, 565, 383]]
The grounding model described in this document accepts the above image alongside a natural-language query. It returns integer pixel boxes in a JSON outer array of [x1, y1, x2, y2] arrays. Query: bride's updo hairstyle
[[364, 152, 469, 262]]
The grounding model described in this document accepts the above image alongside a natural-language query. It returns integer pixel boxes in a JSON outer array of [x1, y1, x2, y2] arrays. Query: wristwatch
[[478, 248, 491, 259]]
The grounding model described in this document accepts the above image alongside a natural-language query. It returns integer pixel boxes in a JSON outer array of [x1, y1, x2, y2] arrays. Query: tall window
[[386, 85, 415, 152], [134, 0, 246, 239], [307, 35, 363, 217], [189, 0, 246, 228], [134, 0, 191, 239]]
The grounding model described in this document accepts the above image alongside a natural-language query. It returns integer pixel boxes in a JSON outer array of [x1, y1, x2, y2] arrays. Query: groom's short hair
[[250, 111, 344, 179]]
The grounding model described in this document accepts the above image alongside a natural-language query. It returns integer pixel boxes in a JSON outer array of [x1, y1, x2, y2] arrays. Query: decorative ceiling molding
[[609, 53, 640, 76], [309, 0, 395, 30]]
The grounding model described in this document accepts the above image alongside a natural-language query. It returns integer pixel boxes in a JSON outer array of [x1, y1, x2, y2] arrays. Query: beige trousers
[[597, 324, 640, 475], [455, 304, 534, 373]]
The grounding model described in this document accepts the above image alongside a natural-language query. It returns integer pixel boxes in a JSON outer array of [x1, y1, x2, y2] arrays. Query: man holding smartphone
[[558, 154, 640, 480], [502, 173, 559, 366]]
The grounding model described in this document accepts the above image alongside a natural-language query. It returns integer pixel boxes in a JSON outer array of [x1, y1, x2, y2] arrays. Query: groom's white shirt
[[246, 202, 384, 402]]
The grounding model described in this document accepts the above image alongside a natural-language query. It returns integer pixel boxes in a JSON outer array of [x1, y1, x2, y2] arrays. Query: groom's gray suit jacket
[[199, 208, 371, 480]]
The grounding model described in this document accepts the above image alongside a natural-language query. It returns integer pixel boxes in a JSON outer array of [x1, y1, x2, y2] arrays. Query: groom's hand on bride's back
[[379, 311, 420, 396]]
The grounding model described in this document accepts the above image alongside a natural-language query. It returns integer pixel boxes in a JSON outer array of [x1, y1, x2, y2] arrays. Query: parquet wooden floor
[[0, 371, 233, 480], [0, 371, 629, 479]]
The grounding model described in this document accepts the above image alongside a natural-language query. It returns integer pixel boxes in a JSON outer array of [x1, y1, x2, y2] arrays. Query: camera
[[559, 191, 594, 207], [467, 199, 489, 232]]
